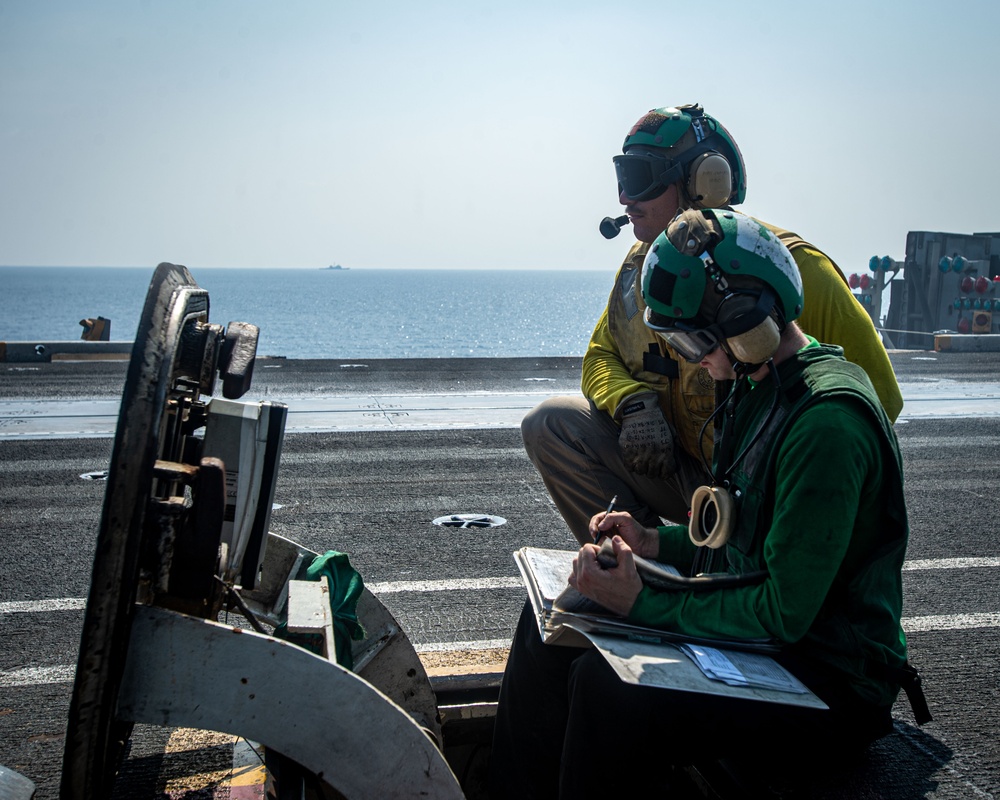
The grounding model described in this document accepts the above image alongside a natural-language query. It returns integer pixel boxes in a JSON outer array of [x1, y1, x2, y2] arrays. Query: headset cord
[[692, 380, 738, 576], [691, 361, 783, 576], [696, 378, 739, 479], [723, 360, 783, 483], [696, 362, 783, 486]]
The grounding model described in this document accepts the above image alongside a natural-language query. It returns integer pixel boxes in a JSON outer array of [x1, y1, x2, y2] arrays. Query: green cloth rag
[[274, 550, 367, 670]]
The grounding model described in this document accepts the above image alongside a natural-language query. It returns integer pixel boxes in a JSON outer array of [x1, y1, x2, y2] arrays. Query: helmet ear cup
[[714, 290, 782, 364], [689, 485, 734, 548], [726, 318, 782, 364], [686, 151, 733, 208]]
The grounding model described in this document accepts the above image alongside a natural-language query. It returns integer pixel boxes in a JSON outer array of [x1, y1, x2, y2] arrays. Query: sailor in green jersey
[[521, 104, 903, 545], [490, 209, 925, 800]]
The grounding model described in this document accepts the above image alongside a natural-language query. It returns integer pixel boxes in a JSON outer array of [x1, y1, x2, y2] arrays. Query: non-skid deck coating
[[1, 353, 999, 798]]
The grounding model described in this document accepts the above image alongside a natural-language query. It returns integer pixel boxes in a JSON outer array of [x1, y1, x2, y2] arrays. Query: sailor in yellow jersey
[[522, 104, 902, 544]]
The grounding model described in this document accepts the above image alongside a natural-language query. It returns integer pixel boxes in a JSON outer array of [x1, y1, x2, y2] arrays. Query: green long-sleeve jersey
[[629, 343, 908, 706]]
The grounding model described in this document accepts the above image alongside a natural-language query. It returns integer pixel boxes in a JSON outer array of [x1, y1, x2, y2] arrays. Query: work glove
[[666, 208, 724, 256], [615, 391, 676, 479]]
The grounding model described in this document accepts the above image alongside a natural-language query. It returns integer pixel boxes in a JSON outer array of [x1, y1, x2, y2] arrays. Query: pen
[[595, 494, 618, 543], [604, 494, 618, 517]]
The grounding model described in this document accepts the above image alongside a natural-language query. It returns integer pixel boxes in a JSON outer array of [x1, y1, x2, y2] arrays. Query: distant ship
[[324, 264, 350, 270]]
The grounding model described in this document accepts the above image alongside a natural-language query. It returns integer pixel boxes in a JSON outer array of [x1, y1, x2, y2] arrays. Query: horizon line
[[0, 263, 611, 272]]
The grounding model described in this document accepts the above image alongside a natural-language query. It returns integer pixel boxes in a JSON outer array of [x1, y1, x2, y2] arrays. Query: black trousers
[[488, 601, 892, 800]]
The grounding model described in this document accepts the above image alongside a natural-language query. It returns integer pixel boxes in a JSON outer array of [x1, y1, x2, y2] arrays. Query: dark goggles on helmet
[[613, 151, 685, 202]]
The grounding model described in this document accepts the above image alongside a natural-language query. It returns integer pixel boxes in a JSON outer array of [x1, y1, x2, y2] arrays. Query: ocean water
[[0, 266, 614, 359]]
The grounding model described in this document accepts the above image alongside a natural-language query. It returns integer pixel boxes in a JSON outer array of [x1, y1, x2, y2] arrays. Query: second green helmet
[[641, 208, 803, 332]]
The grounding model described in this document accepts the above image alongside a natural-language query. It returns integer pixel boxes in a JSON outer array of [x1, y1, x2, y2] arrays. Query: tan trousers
[[520, 396, 711, 545]]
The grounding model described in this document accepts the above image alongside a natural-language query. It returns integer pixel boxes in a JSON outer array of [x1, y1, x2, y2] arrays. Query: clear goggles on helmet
[[644, 305, 723, 362], [613, 151, 683, 202], [657, 322, 724, 363], [645, 288, 776, 363]]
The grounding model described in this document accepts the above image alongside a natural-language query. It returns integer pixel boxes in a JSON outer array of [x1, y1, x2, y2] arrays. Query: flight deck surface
[[1, 353, 998, 798]]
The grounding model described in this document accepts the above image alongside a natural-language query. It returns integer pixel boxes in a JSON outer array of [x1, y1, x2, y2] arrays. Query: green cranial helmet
[[617, 104, 747, 205], [641, 209, 803, 332]]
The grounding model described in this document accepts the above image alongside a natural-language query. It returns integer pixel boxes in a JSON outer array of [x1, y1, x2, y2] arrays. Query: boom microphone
[[600, 215, 630, 239]]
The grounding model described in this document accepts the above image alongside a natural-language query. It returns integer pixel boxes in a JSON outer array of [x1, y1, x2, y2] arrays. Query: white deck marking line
[[902, 612, 1000, 633], [0, 598, 87, 613], [2, 556, 997, 615], [3, 611, 999, 687], [366, 576, 524, 594], [412, 612, 1000, 651], [1, 665, 76, 686], [2, 612, 998, 687], [414, 639, 513, 654], [901, 557, 1000, 570]]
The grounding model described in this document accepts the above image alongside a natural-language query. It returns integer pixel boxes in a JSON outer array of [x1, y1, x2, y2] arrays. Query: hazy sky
[[2, 0, 998, 271]]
